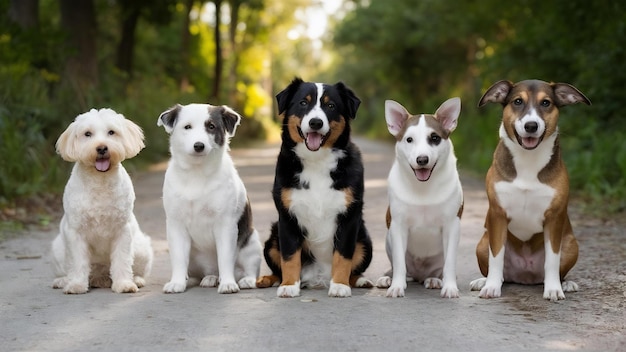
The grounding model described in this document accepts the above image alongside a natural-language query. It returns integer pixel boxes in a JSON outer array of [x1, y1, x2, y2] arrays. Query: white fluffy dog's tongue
[[305, 132, 323, 151], [95, 158, 111, 172]]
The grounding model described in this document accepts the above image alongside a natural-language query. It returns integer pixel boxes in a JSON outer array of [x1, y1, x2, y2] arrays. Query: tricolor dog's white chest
[[289, 144, 347, 262], [494, 126, 557, 241]]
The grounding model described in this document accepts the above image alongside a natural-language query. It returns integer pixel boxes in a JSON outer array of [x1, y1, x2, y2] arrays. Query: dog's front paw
[[375, 276, 391, 288], [256, 275, 280, 288], [328, 281, 351, 297], [63, 281, 89, 294], [354, 277, 374, 288], [112, 280, 139, 293], [217, 281, 240, 294], [163, 280, 187, 293], [199, 275, 219, 287], [562, 281, 578, 292], [52, 277, 68, 289], [543, 283, 566, 301], [237, 276, 257, 289], [440, 285, 460, 298], [134, 276, 146, 288], [277, 284, 300, 298], [469, 277, 486, 291], [424, 277, 442, 289], [478, 282, 502, 299], [386, 285, 405, 298]]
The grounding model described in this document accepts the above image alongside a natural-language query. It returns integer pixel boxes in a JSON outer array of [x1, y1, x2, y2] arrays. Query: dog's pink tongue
[[414, 168, 432, 182], [522, 137, 539, 149], [305, 133, 323, 151], [95, 158, 111, 172]]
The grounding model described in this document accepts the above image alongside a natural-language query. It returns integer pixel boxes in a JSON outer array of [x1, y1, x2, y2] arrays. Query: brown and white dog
[[376, 98, 463, 298], [469, 79, 590, 301]]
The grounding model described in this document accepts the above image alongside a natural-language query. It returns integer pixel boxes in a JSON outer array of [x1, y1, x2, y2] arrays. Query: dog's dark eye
[[513, 98, 523, 106], [207, 123, 215, 130], [540, 99, 551, 107], [108, 130, 115, 136], [299, 100, 308, 106], [184, 124, 192, 130], [327, 103, 336, 110], [430, 133, 441, 144], [406, 137, 413, 143], [84, 131, 92, 137]]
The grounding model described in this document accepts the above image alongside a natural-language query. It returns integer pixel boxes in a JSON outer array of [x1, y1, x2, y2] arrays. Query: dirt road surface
[[1, 138, 625, 351]]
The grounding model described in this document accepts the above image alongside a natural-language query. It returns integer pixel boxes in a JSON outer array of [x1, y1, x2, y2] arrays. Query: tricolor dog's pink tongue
[[414, 168, 432, 182], [305, 132, 323, 151], [522, 137, 540, 149], [95, 158, 111, 172]]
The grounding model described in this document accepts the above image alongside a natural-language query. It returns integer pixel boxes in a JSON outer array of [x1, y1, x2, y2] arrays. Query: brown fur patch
[[331, 251, 352, 286], [280, 249, 302, 286], [281, 188, 292, 210], [343, 187, 354, 208], [256, 275, 280, 288], [324, 116, 346, 148], [385, 206, 391, 228], [287, 115, 304, 143], [457, 202, 464, 218]]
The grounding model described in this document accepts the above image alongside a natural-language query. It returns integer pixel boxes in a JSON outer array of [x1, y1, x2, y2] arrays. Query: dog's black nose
[[194, 142, 205, 152], [309, 118, 323, 131], [96, 145, 108, 155], [524, 121, 538, 133], [417, 156, 429, 166]]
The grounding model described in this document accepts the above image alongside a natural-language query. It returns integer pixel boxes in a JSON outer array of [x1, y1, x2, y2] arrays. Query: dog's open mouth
[[303, 131, 327, 152], [95, 156, 111, 172], [520, 136, 541, 150], [413, 165, 435, 182]]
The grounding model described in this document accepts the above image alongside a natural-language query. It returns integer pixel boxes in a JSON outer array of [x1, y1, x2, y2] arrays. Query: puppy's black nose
[[309, 118, 323, 131], [194, 142, 205, 152], [525, 121, 538, 133], [417, 156, 429, 166], [96, 145, 108, 155]]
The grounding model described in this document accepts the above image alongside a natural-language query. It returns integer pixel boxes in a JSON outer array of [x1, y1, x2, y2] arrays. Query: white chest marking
[[496, 125, 557, 241], [290, 145, 347, 263]]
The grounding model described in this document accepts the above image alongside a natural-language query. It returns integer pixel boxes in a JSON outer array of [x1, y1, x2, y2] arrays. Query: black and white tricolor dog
[[256, 78, 373, 298], [158, 103, 262, 294], [375, 98, 463, 298]]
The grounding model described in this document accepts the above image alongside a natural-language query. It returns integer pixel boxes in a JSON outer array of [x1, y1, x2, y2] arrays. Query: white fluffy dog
[[52, 108, 153, 294], [158, 103, 262, 294]]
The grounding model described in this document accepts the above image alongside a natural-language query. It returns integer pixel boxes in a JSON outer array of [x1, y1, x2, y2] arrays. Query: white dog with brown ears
[[470, 79, 590, 301], [376, 98, 463, 298], [52, 108, 153, 294]]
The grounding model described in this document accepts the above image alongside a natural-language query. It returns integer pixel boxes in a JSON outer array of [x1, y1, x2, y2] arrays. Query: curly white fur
[[51, 108, 153, 294]]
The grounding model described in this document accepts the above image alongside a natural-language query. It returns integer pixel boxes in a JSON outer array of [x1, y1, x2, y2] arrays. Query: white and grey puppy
[[158, 103, 261, 294], [52, 108, 153, 294], [376, 98, 463, 298]]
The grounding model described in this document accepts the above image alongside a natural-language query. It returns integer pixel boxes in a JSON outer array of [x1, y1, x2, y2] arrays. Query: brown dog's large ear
[[478, 80, 513, 107], [276, 77, 304, 115], [335, 81, 361, 119], [552, 83, 591, 107]]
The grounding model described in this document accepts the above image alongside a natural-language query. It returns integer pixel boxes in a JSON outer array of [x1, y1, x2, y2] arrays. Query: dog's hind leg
[[236, 229, 262, 289]]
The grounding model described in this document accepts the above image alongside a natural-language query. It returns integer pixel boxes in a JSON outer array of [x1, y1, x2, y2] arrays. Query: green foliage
[[332, 0, 626, 212]]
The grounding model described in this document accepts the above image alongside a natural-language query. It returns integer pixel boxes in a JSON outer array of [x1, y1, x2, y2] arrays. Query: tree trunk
[[59, 0, 98, 110], [211, 0, 223, 101], [8, 0, 39, 29], [228, 0, 241, 107], [116, 2, 141, 77], [179, 0, 194, 92]]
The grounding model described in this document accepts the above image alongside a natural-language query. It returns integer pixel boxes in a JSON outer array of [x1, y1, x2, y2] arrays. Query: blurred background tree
[[1, 0, 624, 229]]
